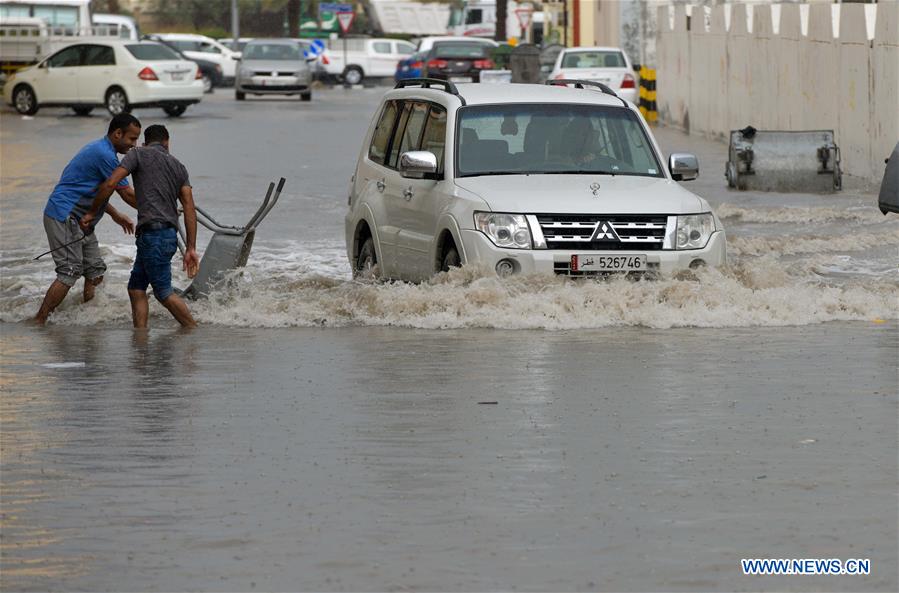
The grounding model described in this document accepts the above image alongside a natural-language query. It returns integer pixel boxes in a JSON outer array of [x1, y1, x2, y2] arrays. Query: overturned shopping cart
[[725, 127, 842, 193], [176, 177, 285, 300]]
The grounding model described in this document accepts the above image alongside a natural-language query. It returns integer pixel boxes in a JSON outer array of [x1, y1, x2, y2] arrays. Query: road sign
[[337, 11, 355, 34], [515, 8, 533, 31], [319, 3, 352, 16]]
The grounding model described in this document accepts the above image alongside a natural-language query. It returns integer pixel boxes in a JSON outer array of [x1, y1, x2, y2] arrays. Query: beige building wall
[[656, 1, 898, 182]]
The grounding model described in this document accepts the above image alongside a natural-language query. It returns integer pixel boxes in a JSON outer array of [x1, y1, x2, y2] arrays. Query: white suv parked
[[345, 79, 726, 281]]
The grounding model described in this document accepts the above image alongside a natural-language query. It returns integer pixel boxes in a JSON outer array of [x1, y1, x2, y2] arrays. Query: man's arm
[[79, 166, 130, 231], [179, 185, 199, 278], [116, 185, 137, 209]]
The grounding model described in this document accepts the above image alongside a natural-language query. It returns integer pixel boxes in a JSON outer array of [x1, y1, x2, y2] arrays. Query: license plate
[[571, 254, 647, 272], [449, 76, 472, 83], [171, 72, 186, 81]]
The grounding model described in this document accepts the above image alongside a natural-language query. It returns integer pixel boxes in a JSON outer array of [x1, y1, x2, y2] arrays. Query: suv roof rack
[[394, 78, 467, 105], [546, 79, 625, 105]]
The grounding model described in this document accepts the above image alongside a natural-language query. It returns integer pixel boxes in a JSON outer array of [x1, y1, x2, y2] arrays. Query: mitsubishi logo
[[592, 221, 620, 241]]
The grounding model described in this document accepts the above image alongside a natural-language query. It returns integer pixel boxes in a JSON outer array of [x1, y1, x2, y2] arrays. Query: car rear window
[[433, 43, 488, 59], [126, 43, 181, 61], [561, 50, 626, 69]]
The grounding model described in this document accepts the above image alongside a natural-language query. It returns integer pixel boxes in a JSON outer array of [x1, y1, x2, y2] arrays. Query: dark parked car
[[144, 35, 223, 93], [422, 41, 494, 83]]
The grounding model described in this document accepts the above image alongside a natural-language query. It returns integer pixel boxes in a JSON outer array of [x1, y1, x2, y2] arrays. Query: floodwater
[[1, 89, 897, 591]]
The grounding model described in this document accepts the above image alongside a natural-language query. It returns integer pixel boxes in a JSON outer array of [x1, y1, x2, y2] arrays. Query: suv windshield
[[243, 43, 301, 60], [456, 103, 662, 178], [126, 43, 181, 61]]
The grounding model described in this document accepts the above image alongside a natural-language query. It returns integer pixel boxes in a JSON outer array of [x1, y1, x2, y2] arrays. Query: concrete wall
[[656, 1, 899, 181]]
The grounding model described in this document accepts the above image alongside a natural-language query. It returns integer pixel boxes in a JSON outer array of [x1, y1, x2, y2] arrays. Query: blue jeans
[[128, 227, 177, 301]]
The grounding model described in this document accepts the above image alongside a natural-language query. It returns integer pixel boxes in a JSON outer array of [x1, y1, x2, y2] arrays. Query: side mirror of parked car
[[232, 53, 242, 60], [669, 153, 699, 181], [400, 151, 438, 179]]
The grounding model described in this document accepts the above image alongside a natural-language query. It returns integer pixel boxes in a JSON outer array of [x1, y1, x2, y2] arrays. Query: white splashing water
[[3, 231, 895, 329]]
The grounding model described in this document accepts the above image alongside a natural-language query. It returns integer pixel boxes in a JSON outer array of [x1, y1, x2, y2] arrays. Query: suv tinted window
[[47, 45, 82, 68], [368, 101, 399, 165], [83, 45, 115, 66], [388, 102, 413, 168], [420, 106, 447, 174], [397, 102, 429, 158]]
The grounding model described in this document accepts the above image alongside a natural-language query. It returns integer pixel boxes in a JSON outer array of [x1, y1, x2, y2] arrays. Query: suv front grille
[[536, 214, 669, 251]]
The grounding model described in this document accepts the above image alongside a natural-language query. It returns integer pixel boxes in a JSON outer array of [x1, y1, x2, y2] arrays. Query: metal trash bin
[[510, 44, 542, 84]]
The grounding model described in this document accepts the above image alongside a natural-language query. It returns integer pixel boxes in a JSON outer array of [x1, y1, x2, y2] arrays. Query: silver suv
[[345, 79, 726, 280]]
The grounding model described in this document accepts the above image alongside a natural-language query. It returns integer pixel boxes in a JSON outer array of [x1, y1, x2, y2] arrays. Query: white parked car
[[549, 46, 638, 104], [91, 13, 140, 40], [153, 33, 239, 84], [4, 40, 204, 117], [325, 37, 416, 85], [345, 79, 726, 281]]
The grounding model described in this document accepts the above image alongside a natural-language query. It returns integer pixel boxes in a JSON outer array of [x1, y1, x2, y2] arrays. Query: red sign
[[337, 11, 355, 34]]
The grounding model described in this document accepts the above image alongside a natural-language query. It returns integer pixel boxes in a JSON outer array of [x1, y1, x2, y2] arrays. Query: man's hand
[[79, 212, 96, 233], [183, 248, 199, 278], [112, 212, 135, 235]]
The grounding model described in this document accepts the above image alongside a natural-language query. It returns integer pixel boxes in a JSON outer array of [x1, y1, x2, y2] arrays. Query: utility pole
[[496, 0, 507, 43], [231, 0, 239, 49]]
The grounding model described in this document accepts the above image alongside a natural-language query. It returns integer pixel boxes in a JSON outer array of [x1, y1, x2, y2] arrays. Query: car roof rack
[[394, 78, 466, 105], [546, 79, 625, 105]]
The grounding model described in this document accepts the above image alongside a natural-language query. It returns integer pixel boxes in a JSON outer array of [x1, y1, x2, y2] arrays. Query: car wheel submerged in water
[[13, 85, 38, 115], [354, 237, 380, 280]]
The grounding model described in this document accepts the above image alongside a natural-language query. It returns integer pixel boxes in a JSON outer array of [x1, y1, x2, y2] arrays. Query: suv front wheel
[[354, 237, 380, 280], [13, 85, 38, 115], [441, 245, 461, 272]]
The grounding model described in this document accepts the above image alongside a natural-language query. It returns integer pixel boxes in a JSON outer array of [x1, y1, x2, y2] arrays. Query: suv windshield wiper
[[536, 169, 619, 176], [458, 171, 527, 178]]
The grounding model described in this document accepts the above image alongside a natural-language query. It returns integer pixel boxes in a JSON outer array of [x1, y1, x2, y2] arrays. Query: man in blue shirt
[[35, 114, 141, 325]]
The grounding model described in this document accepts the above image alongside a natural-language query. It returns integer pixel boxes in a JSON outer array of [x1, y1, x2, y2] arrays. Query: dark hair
[[144, 124, 170, 144], [107, 113, 141, 135]]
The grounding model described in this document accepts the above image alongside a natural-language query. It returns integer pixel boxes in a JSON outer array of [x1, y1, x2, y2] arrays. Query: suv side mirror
[[400, 151, 438, 179], [669, 153, 699, 181]]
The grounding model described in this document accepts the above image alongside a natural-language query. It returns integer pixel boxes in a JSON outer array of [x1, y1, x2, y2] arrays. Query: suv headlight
[[675, 213, 715, 249], [474, 212, 532, 249]]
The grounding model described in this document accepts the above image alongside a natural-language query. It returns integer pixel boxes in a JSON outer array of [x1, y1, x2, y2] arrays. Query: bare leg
[[83, 275, 103, 303], [160, 293, 196, 328], [128, 289, 149, 329], [34, 280, 72, 325]]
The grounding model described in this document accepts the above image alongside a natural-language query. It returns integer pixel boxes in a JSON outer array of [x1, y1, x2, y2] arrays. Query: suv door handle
[[403, 187, 414, 201], [376, 179, 386, 192]]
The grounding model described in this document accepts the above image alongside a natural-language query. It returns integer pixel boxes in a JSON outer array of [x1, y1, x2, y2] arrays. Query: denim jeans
[[128, 227, 178, 301]]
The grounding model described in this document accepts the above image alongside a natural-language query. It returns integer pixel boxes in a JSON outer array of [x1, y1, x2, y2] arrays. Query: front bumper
[[460, 229, 727, 276], [237, 74, 311, 94]]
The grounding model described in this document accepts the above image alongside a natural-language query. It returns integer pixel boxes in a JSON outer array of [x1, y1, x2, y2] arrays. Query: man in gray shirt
[[81, 125, 199, 328]]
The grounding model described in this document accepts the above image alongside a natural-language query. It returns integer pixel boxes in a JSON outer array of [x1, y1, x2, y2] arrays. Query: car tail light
[[321, 54, 330, 65], [428, 59, 448, 69], [473, 59, 494, 69], [195, 68, 203, 79], [138, 66, 158, 81], [620, 73, 636, 89], [411, 61, 423, 69]]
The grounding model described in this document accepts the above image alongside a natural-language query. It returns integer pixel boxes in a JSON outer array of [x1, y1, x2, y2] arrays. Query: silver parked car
[[235, 39, 312, 101]]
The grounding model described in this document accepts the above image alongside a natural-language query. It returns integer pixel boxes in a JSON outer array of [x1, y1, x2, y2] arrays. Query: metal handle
[[376, 179, 386, 192], [403, 187, 414, 201]]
